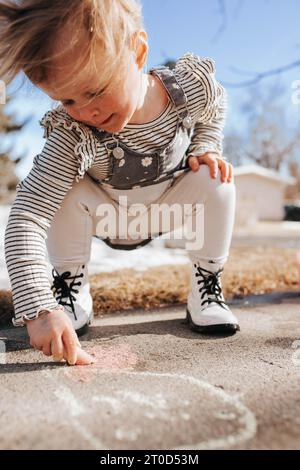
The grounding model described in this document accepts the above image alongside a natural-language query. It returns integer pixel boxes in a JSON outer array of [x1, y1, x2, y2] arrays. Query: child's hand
[[26, 309, 94, 366], [188, 152, 233, 183]]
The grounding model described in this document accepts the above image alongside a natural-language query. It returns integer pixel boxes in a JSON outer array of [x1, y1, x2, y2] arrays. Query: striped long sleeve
[[175, 54, 228, 159], [4, 126, 81, 326], [187, 83, 228, 158]]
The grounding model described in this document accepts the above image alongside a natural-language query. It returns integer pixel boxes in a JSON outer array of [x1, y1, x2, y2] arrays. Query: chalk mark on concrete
[[43, 368, 257, 450]]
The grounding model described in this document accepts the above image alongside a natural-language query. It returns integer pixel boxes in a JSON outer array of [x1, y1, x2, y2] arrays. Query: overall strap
[[149, 65, 189, 120]]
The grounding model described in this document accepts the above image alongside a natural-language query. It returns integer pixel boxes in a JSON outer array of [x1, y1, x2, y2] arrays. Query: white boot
[[51, 264, 94, 336], [186, 259, 240, 334]]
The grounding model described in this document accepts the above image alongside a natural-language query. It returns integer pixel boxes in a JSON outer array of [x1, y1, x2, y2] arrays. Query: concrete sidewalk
[[0, 293, 300, 450]]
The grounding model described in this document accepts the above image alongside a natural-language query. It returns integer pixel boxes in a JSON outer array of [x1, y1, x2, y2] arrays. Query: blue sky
[[4, 0, 300, 178]]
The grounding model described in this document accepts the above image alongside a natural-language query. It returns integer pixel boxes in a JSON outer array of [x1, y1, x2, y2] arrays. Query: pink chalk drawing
[[63, 342, 139, 383]]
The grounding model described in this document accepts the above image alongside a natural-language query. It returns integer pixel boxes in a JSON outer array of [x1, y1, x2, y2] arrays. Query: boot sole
[[186, 308, 240, 335], [75, 322, 89, 337]]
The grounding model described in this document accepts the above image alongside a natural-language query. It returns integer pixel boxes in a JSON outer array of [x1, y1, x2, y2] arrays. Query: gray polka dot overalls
[[89, 65, 194, 190], [88, 65, 195, 250]]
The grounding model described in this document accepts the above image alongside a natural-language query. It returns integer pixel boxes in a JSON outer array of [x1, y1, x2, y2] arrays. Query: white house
[[164, 164, 297, 248], [234, 164, 296, 227]]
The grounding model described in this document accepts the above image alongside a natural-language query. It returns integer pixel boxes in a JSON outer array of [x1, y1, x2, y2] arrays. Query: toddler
[[1, 0, 238, 366]]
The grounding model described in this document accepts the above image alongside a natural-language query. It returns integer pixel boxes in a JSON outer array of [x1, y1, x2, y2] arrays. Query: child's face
[[37, 29, 147, 133], [38, 53, 143, 133]]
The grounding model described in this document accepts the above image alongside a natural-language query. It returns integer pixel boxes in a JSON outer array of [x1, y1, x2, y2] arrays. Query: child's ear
[[133, 30, 148, 70]]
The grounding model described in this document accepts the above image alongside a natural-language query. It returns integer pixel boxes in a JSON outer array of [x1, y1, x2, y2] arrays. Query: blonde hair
[[0, 0, 145, 99]]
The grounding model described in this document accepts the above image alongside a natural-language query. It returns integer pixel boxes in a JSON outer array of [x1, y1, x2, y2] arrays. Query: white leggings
[[46, 166, 236, 268]]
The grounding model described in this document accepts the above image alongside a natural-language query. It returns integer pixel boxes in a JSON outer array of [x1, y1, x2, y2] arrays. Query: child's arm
[[187, 84, 232, 182], [4, 123, 93, 364], [187, 77, 228, 158], [177, 54, 232, 181]]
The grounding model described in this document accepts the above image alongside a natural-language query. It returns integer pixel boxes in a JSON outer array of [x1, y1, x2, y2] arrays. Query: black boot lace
[[194, 263, 228, 309], [51, 266, 85, 320]]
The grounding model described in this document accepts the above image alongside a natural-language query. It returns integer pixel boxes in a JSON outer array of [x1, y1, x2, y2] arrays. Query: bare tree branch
[[223, 59, 300, 88], [225, 82, 300, 171], [211, 0, 228, 42]]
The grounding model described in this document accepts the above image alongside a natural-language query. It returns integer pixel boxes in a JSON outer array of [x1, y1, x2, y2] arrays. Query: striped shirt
[[4, 52, 228, 326]]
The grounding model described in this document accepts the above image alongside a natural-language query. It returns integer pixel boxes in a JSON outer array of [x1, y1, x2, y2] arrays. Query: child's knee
[[186, 165, 235, 202], [63, 174, 96, 209], [189, 164, 219, 188]]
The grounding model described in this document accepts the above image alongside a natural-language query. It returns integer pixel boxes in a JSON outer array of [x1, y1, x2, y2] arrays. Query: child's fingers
[[188, 156, 200, 172], [199, 156, 218, 179], [51, 336, 64, 362], [42, 342, 52, 357], [219, 160, 234, 183], [208, 159, 218, 179], [197, 154, 218, 179], [220, 161, 229, 182], [75, 347, 95, 365], [62, 328, 79, 366]]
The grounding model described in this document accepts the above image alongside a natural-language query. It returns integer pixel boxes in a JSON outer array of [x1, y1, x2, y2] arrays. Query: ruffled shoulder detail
[[176, 52, 216, 75], [39, 105, 98, 182], [175, 52, 226, 124]]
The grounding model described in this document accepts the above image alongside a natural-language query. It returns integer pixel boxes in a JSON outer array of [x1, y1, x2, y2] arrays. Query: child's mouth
[[99, 114, 113, 126]]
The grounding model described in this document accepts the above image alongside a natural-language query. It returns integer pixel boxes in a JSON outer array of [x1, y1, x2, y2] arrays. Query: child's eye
[[61, 90, 105, 107], [88, 91, 104, 99], [62, 100, 74, 106]]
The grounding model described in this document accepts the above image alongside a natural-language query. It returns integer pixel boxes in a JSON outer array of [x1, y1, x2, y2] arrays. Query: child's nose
[[90, 109, 101, 120], [76, 107, 101, 122]]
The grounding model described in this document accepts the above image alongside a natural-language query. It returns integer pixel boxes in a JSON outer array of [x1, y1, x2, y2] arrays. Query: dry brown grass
[[0, 245, 299, 325]]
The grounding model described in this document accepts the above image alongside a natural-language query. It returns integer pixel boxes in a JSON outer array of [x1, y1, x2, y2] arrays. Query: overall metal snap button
[[183, 116, 192, 129], [112, 147, 125, 160]]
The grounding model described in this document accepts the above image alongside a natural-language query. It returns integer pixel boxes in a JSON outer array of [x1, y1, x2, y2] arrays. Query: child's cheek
[[62, 106, 77, 120]]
